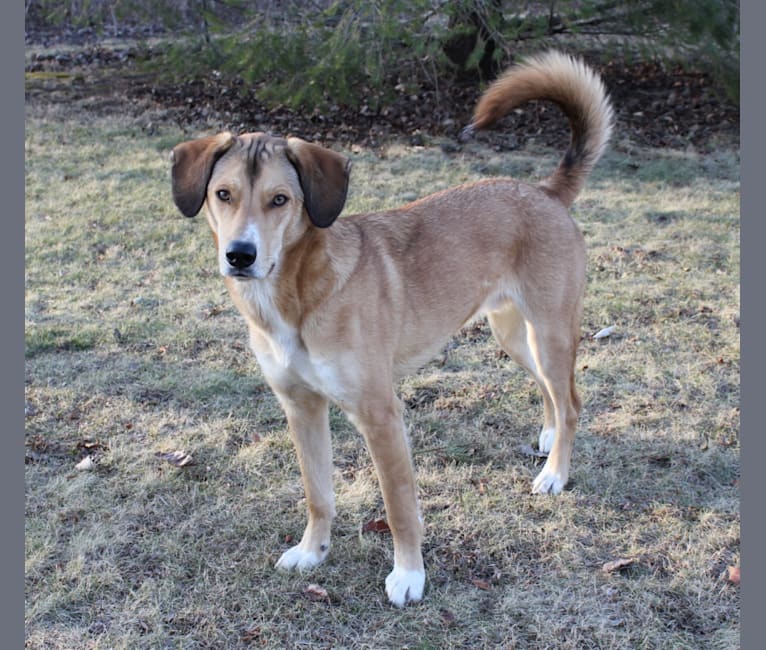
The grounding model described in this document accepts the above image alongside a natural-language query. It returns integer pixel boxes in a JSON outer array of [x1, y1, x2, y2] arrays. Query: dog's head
[[170, 132, 350, 280]]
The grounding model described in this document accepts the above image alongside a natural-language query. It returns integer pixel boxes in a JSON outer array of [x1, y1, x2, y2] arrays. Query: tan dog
[[170, 50, 613, 607]]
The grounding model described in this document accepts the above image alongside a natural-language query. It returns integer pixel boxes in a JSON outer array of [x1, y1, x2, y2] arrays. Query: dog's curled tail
[[464, 50, 614, 208]]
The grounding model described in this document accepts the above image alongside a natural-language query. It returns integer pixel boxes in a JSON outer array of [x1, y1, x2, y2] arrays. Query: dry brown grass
[[25, 94, 739, 649]]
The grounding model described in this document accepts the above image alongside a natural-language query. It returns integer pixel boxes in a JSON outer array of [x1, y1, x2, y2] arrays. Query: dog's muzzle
[[225, 241, 257, 271]]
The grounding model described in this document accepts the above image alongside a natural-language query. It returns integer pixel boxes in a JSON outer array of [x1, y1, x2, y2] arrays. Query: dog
[[170, 50, 613, 607]]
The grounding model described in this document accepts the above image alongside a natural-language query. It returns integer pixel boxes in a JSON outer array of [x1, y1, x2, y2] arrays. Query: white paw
[[532, 462, 566, 495], [275, 544, 327, 572], [385, 567, 425, 607], [538, 426, 556, 454]]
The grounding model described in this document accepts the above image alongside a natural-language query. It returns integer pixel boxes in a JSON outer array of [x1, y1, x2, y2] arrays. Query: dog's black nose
[[225, 241, 257, 269]]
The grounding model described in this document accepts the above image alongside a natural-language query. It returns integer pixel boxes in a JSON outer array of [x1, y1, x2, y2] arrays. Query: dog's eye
[[216, 189, 231, 202], [272, 194, 288, 207]]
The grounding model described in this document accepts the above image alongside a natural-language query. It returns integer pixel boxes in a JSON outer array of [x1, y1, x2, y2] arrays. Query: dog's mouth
[[224, 262, 276, 280], [228, 270, 255, 280]]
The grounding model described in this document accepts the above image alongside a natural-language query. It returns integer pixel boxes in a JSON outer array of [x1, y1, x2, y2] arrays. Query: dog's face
[[171, 132, 351, 280], [204, 134, 306, 280]]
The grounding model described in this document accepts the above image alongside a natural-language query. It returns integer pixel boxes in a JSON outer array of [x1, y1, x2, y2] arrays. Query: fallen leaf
[[201, 304, 226, 319], [593, 325, 617, 340], [648, 454, 672, 468], [602, 557, 636, 573], [304, 584, 329, 601], [726, 565, 740, 585], [75, 456, 95, 471], [27, 435, 48, 453], [240, 624, 262, 642], [154, 450, 195, 467], [440, 608, 456, 626], [361, 518, 391, 534], [77, 439, 106, 452], [469, 477, 490, 494], [471, 578, 491, 591]]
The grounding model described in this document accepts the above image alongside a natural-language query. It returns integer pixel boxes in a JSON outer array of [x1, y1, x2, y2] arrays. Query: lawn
[[25, 91, 739, 648]]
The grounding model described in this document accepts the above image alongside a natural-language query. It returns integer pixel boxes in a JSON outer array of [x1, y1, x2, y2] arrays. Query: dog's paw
[[275, 544, 328, 572], [538, 427, 556, 454], [532, 463, 567, 495], [385, 567, 425, 607]]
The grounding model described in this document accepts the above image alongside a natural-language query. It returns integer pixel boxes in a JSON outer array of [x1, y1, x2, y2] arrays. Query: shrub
[[26, 0, 740, 105]]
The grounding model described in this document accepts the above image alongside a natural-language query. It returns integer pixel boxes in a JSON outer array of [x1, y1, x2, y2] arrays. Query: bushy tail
[[464, 50, 614, 208]]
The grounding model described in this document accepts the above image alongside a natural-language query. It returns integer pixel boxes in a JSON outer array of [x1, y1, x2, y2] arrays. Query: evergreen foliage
[[26, 0, 740, 105]]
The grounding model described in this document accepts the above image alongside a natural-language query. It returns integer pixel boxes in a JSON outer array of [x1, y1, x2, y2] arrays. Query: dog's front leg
[[271, 384, 336, 571], [348, 394, 425, 607]]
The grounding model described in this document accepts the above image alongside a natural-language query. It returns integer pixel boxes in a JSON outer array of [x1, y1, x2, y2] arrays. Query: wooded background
[[25, 0, 740, 110]]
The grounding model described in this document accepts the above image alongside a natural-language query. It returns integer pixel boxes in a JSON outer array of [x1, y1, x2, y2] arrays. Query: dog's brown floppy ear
[[286, 138, 351, 228], [171, 132, 236, 217]]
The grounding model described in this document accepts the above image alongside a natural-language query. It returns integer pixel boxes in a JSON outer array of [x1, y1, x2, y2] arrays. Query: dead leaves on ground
[[601, 556, 741, 589], [470, 477, 490, 494], [602, 557, 638, 574], [361, 518, 391, 535], [61, 444, 198, 474], [240, 624, 264, 644], [154, 449, 196, 467], [303, 583, 330, 602]]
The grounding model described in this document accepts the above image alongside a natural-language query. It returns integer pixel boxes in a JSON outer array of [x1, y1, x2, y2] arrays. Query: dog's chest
[[259, 331, 347, 404], [235, 281, 347, 401]]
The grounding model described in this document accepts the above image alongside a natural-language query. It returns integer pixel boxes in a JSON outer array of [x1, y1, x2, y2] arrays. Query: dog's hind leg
[[272, 385, 336, 571], [526, 318, 581, 495], [489, 304, 581, 495], [488, 304, 556, 453], [346, 392, 425, 607]]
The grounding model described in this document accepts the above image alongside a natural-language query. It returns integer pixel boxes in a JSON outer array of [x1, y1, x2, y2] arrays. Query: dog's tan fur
[[170, 51, 613, 606]]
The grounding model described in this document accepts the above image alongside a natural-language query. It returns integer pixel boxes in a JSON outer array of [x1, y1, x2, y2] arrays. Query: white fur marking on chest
[[236, 282, 349, 403], [307, 357, 348, 402], [239, 280, 298, 367]]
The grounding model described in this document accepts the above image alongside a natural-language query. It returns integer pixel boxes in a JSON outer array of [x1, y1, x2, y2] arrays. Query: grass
[[25, 94, 739, 648]]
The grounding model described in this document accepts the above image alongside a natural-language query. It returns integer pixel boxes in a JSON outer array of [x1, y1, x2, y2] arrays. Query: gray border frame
[[15, 1, 26, 647], [741, 1, 758, 648]]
